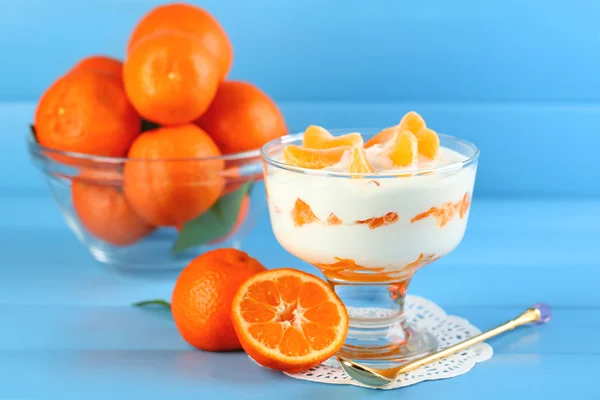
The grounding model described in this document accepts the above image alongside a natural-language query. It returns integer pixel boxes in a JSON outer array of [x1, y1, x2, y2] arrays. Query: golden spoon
[[337, 303, 551, 387]]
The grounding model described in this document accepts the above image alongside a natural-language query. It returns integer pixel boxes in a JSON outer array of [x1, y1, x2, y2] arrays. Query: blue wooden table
[[2, 192, 599, 399]]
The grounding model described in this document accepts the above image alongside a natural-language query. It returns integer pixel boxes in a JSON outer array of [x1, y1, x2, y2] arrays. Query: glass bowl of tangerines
[[27, 3, 287, 272]]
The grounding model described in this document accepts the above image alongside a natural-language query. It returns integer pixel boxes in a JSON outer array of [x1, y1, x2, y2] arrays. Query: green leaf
[[132, 299, 171, 308], [141, 119, 161, 132], [29, 124, 38, 142], [172, 180, 253, 255]]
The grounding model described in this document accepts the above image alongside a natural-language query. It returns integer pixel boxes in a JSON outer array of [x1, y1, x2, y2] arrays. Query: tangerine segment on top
[[127, 3, 233, 80], [302, 125, 363, 150], [123, 31, 220, 125], [283, 145, 349, 169], [415, 128, 440, 159], [385, 130, 419, 167], [348, 147, 375, 174], [231, 268, 349, 373], [123, 124, 225, 227], [34, 72, 141, 158], [399, 111, 426, 134], [171, 249, 267, 352], [364, 125, 398, 149], [197, 81, 287, 154]]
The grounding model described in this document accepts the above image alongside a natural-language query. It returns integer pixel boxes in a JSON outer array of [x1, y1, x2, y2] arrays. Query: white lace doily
[[284, 294, 493, 389]]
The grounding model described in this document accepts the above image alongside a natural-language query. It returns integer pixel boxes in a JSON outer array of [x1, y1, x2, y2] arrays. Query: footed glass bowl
[[27, 133, 266, 273], [261, 129, 479, 367]]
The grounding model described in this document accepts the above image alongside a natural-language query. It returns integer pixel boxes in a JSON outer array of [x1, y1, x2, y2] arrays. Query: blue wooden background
[[1, 0, 598, 197]]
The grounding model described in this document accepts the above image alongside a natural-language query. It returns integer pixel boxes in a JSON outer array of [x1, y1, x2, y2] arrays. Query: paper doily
[[284, 294, 493, 389]]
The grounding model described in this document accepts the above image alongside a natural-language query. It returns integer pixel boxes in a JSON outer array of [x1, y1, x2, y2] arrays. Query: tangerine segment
[[302, 125, 363, 149], [411, 192, 471, 227], [348, 147, 375, 174], [231, 268, 349, 373], [385, 130, 418, 167], [292, 198, 320, 226], [399, 111, 426, 134], [356, 212, 399, 230], [416, 128, 440, 159], [364, 126, 398, 148], [283, 145, 349, 169], [327, 213, 343, 225]]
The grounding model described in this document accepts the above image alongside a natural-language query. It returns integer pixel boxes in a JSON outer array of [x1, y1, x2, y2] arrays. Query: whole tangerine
[[127, 3, 233, 80], [34, 72, 141, 157], [123, 124, 225, 227], [123, 31, 220, 125], [171, 248, 266, 351], [197, 81, 287, 154], [69, 55, 123, 80], [72, 173, 155, 246]]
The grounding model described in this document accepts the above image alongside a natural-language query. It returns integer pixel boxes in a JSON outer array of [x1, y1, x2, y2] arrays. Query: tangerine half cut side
[[231, 268, 349, 373], [302, 125, 363, 149]]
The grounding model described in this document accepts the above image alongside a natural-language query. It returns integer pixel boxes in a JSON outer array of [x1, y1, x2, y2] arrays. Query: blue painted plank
[[0, 304, 585, 355], [3, 102, 600, 196], [0, 350, 597, 399], [4, 0, 600, 103]]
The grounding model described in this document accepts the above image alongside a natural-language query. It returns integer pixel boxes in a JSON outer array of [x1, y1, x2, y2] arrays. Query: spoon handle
[[394, 307, 541, 376]]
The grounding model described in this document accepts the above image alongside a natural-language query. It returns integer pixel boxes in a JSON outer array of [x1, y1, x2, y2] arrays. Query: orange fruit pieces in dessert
[[415, 127, 440, 159], [292, 198, 320, 226], [365, 111, 427, 149], [283, 145, 349, 169], [356, 211, 399, 229], [364, 126, 397, 148], [302, 125, 363, 149], [171, 249, 267, 352], [348, 147, 375, 173], [385, 129, 418, 167], [399, 111, 426, 134], [231, 268, 349, 373]]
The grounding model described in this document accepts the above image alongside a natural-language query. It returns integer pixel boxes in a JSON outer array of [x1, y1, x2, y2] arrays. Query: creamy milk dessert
[[262, 114, 478, 283]]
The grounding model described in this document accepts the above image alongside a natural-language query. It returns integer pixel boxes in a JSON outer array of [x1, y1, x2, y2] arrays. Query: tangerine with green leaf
[[171, 248, 266, 351], [123, 124, 225, 227], [176, 194, 250, 243]]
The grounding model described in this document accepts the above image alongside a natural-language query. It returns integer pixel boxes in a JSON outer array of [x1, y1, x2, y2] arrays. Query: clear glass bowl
[[261, 129, 479, 367], [27, 133, 266, 273]]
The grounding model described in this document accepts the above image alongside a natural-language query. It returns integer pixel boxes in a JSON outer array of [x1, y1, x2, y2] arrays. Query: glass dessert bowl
[[27, 132, 265, 273], [261, 121, 479, 366]]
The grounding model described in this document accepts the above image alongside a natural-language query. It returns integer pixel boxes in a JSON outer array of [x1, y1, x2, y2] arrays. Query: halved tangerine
[[283, 145, 349, 169], [415, 127, 440, 159], [348, 147, 374, 173], [302, 125, 363, 149], [364, 125, 398, 148], [231, 268, 349, 373], [399, 111, 426, 134], [385, 130, 418, 167]]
